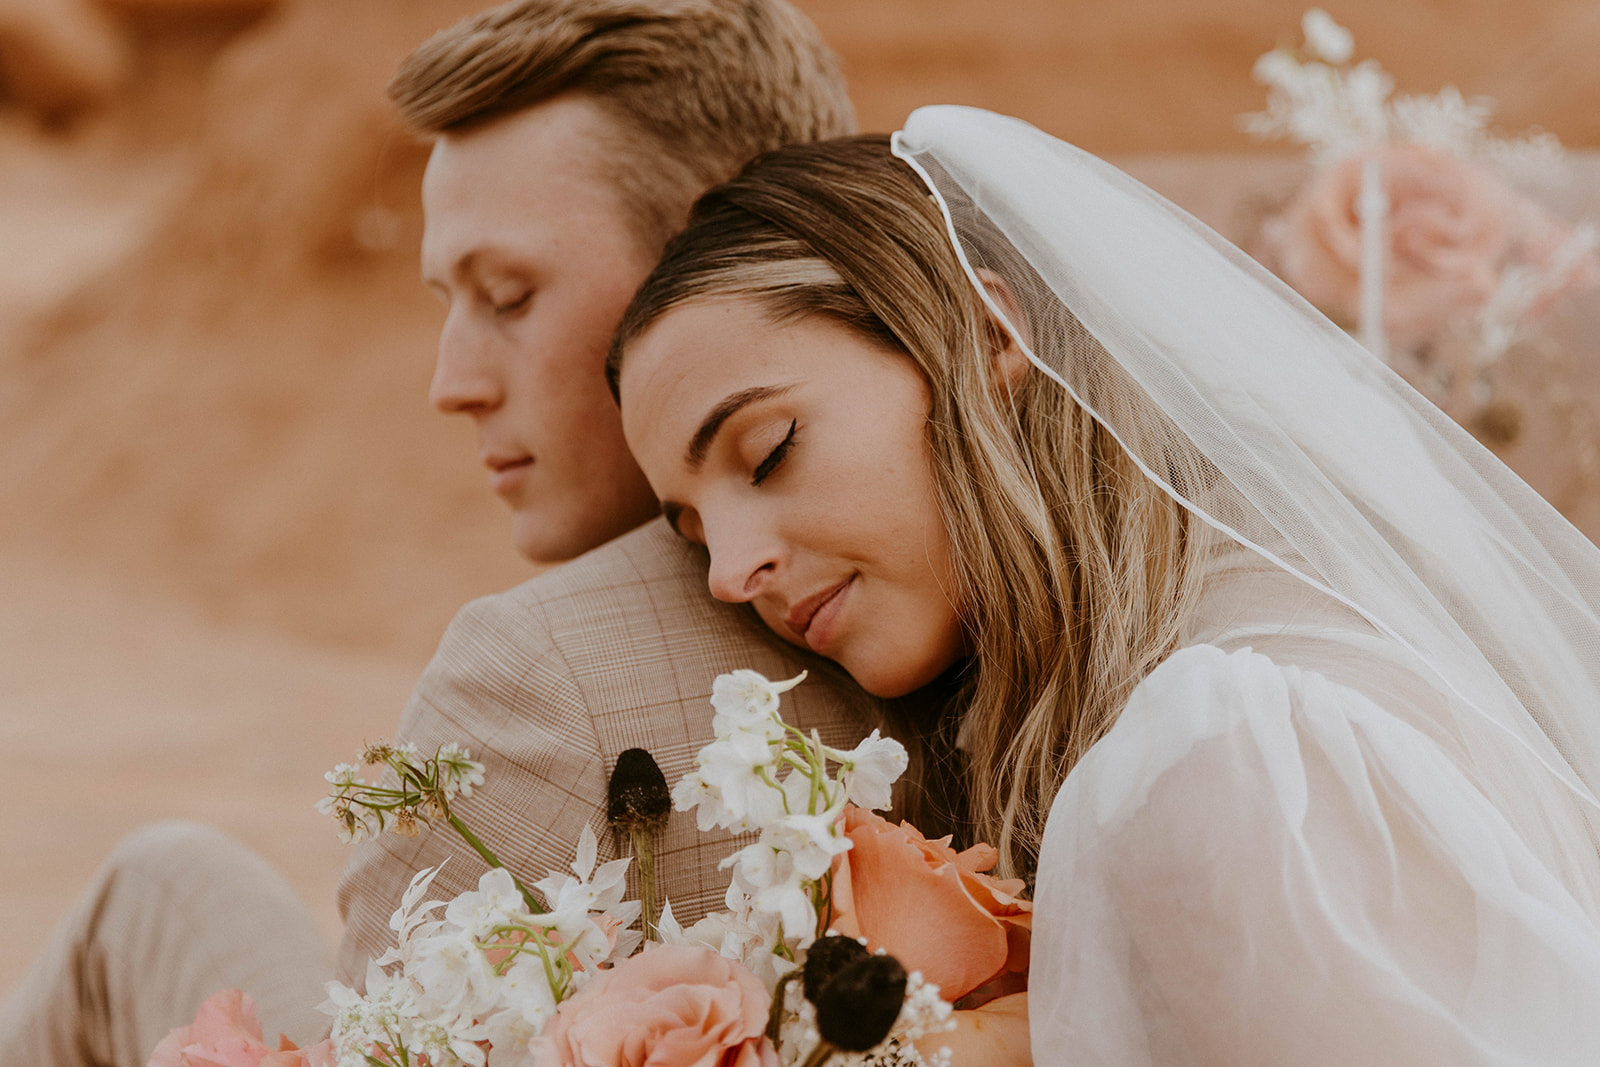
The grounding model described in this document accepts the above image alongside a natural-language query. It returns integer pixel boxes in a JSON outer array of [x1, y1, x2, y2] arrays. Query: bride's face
[[619, 296, 966, 697]]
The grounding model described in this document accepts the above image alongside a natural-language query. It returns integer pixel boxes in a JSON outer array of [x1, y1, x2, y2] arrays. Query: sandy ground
[[7, 0, 1600, 1012]]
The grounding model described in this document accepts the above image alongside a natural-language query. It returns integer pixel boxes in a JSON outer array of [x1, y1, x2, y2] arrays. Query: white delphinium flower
[[832, 731, 909, 812], [725, 843, 817, 946], [711, 668, 806, 728], [445, 867, 526, 941], [479, 989, 546, 1067], [683, 729, 787, 832], [408, 928, 500, 1020], [1302, 8, 1353, 64], [764, 812, 853, 881]]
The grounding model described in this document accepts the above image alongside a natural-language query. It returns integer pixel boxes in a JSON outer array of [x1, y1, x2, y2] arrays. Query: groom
[[333, 0, 875, 980], [0, 2, 879, 1063]]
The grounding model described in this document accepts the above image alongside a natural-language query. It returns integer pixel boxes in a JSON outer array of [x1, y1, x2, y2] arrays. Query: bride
[[607, 106, 1600, 1063]]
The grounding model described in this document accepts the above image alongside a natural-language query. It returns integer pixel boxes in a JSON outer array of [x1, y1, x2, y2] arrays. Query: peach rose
[[531, 943, 779, 1067], [828, 806, 1032, 1003], [148, 990, 335, 1067], [1261, 142, 1592, 352]]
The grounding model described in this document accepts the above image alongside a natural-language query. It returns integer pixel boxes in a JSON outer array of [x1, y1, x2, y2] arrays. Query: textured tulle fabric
[[890, 107, 1600, 1062]]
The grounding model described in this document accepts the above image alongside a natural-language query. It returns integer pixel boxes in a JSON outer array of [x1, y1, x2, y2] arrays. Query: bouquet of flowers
[[150, 670, 1031, 1067], [1243, 9, 1599, 423]]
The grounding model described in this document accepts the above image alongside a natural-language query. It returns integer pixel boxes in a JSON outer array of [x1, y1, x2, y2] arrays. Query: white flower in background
[[834, 731, 909, 812], [1302, 8, 1353, 64]]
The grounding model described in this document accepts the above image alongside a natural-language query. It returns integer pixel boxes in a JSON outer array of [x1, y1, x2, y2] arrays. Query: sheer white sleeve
[[1030, 642, 1600, 1066]]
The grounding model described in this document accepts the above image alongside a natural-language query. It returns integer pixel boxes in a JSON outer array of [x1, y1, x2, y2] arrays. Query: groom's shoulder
[[415, 516, 864, 734], [494, 515, 719, 621], [454, 516, 763, 670]]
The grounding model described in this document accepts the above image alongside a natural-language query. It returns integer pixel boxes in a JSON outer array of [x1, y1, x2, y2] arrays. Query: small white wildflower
[[436, 742, 487, 799], [324, 763, 366, 788]]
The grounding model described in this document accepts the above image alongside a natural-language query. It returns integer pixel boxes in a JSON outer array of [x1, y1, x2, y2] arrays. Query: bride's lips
[[485, 452, 533, 494], [785, 576, 855, 654]]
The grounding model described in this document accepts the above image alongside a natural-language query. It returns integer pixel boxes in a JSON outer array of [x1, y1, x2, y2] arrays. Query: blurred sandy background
[[6, 0, 1600, 993]]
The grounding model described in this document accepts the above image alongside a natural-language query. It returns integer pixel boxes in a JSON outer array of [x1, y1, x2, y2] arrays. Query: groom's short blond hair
[[389, 0, 856, 246]]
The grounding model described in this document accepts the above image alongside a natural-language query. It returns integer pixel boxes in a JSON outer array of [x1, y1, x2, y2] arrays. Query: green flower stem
[[442, 807, 544, 914], [800, 1041, 838, 1067]]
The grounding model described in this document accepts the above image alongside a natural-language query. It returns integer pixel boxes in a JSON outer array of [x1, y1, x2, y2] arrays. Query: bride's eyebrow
[[686, 384, 795, 470]]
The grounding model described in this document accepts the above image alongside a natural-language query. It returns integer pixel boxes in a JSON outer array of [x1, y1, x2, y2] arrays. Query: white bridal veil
[[893, 106, 1600, 1062]]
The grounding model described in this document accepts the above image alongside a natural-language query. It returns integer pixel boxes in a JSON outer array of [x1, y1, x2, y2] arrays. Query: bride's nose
[[704, 519, 782, 604]]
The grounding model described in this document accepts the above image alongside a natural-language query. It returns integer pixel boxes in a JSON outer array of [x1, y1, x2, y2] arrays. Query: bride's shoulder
[[1070, 642, 1355, 825]]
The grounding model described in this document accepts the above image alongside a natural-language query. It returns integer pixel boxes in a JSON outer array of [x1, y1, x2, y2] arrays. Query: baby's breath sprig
[[316, 740, 542, 913]]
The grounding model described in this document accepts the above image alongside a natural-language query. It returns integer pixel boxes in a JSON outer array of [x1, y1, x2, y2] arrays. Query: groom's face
[[421, 95, 661, 563]]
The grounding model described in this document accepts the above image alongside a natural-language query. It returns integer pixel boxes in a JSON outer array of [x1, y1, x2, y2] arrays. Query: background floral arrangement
[[1246, 9, 1600, 427], [151, 671, 1032, 1067]]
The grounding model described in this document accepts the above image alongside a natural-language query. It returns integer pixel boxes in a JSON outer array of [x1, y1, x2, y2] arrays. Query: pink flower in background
[[1261, 141, 1595, 352], [531, 943, 779, 1067], [829, 806, 1032, 1003], [148, 990, 335, 1067]]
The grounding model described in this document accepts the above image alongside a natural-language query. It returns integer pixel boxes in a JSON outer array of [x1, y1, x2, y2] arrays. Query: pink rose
[[531, 943, 779, 1067], [1261, 142, 1594, 352], [148, 990, 335, 1067], [829, 806, 1032, 1003]]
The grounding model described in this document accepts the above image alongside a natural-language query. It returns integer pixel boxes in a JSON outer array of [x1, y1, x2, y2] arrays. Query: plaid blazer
[[334, 518, 876, 982]]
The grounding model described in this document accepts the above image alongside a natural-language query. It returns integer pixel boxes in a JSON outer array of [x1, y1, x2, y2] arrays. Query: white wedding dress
[[1031, 548, 1600, 1064], [891, 107, 1600, 1063]]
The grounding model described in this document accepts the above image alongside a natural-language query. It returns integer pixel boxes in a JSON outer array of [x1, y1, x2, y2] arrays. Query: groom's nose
[[431, 313, 506, 414]]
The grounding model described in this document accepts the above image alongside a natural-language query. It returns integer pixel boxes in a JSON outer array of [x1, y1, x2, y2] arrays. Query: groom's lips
[[786, 576, 855, 653], [484, 452, 533, 494]]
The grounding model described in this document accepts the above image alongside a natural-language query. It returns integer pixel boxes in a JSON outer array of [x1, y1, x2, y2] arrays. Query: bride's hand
[[916, 992, 1031, 1065]]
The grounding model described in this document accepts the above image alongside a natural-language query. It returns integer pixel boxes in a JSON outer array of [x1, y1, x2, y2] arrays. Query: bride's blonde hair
[[608, 135, 1211, 877]]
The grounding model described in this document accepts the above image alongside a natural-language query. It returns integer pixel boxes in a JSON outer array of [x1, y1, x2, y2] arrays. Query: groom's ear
[[973, 268, 1032, 393]]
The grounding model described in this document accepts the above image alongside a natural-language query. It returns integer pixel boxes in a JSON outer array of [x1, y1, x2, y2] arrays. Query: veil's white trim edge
[[890, 125, 1600, 817]]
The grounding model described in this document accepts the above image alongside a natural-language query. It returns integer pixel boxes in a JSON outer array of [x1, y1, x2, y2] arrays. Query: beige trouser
[[0, 821, 333, 1067]]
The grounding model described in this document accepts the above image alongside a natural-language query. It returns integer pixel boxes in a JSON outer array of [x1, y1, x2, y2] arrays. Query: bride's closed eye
[[752, 419, 797, 486]]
